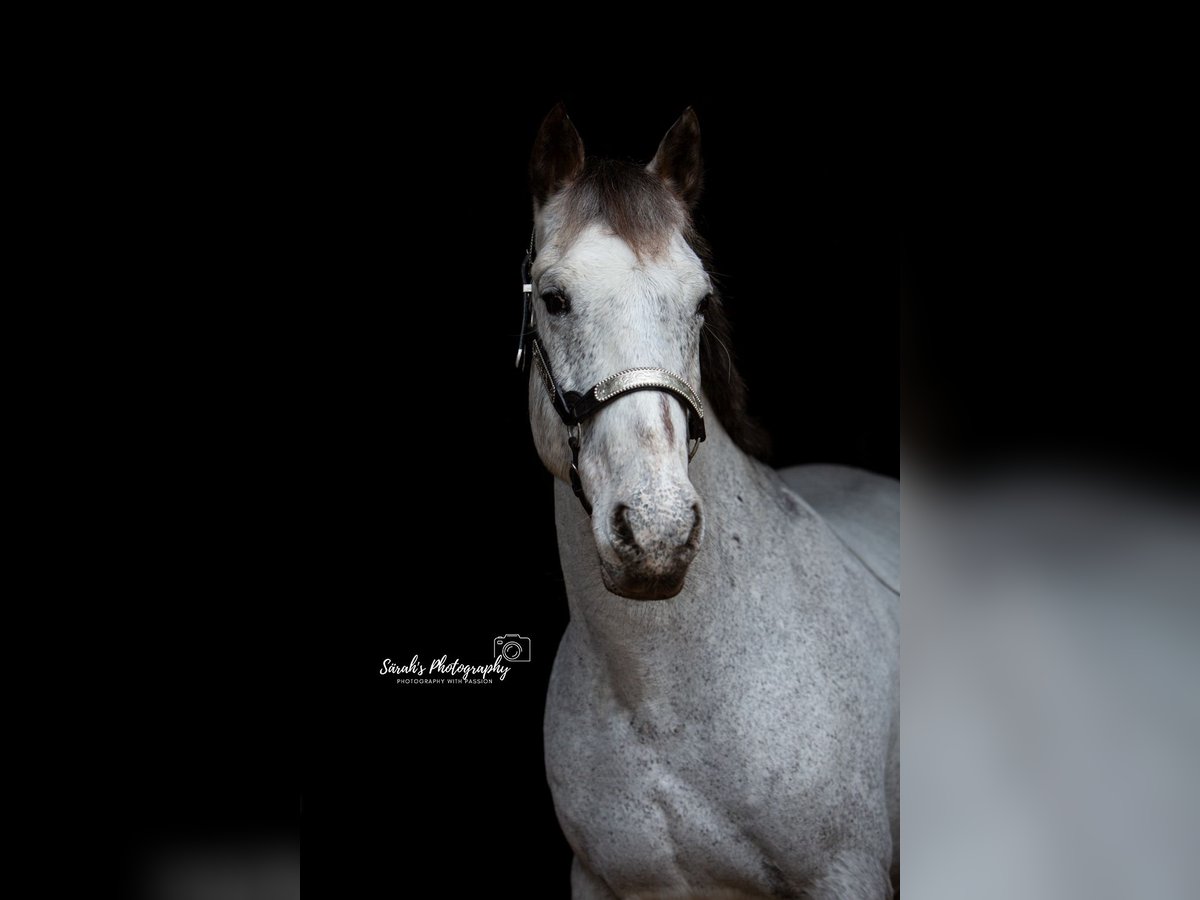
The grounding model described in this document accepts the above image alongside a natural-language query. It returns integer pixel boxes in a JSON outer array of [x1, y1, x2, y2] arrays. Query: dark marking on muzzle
[[660, 395, 675, 445]]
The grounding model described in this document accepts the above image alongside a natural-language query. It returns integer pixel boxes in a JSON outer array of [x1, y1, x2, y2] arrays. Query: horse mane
[[555, 159, 772, 459]]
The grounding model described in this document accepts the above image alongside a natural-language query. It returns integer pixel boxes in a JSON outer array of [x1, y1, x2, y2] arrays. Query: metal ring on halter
[[566, 422, 592, 515], [688, 435, 700, 461]]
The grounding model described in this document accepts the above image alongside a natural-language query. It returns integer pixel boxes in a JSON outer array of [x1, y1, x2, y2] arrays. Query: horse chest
[[549, 708, 762, 885], [546, 670, 856, 893]]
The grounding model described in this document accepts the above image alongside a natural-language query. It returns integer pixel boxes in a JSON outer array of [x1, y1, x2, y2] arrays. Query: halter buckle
[[516, 251, 534, 370]]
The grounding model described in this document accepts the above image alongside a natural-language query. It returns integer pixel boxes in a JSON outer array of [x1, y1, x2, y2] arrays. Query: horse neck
[[552, 405, 780, 706]]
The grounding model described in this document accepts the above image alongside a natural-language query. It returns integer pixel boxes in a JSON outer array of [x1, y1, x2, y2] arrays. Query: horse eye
[[696, 293, 713, 316], [541, 289, 570, 316]]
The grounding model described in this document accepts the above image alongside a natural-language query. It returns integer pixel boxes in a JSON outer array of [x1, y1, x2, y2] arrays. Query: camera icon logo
[[494, 634, 531, 663]]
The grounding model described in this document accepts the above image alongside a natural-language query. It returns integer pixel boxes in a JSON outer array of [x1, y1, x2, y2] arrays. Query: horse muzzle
[[595, 491, 704, 600]]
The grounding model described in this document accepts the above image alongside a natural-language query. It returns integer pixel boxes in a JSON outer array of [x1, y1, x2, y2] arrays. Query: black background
[[300, 88, 896, 895], [109, 79, 893, 895]]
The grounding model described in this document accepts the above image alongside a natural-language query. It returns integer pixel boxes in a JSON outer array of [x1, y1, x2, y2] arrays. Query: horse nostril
[[612, 503, 638, 549]]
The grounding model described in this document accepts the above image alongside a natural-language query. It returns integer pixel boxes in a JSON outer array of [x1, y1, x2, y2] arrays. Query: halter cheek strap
[[517, 243, 706, 516]]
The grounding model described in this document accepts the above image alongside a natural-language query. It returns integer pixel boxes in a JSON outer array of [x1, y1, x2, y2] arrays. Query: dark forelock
[[556, 159, 686, 258]]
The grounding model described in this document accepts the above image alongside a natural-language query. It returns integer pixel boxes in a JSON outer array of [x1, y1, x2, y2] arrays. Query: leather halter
[[517, 244, 706, 516]]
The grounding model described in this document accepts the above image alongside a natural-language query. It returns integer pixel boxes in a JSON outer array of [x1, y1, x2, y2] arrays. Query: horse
[[522, 104, 900, 899]]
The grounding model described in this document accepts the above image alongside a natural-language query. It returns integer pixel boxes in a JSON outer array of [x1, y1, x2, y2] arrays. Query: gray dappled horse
[[523, 105, 899, 899]]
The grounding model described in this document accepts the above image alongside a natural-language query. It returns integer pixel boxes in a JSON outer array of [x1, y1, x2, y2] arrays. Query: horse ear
[[530, 103, 585, 207], [648, 107, 703, 208]]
